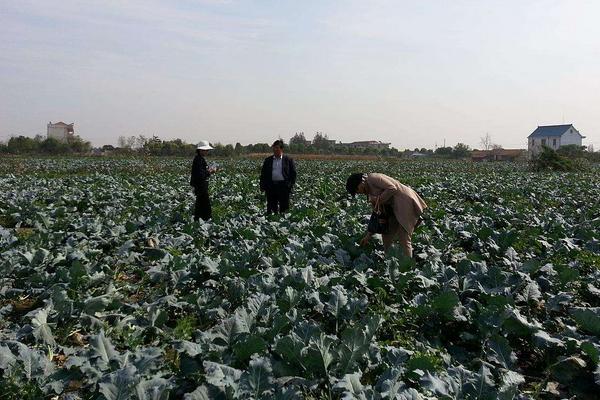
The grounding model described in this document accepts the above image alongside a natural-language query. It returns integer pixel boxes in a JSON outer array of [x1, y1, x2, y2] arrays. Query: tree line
[[0, 132, 520, 159], [110, 132, 476, 158], [2, 132, 598, 161], [0, 135, 91, 155]]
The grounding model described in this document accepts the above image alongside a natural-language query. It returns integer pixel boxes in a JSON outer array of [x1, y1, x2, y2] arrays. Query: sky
[[1, 0, 600, 150]]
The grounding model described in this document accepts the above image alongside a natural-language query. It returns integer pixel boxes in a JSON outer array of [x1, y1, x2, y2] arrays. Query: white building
[[47, 121, 74, 141], [340, 140, 391, 149], [528, 124, 584, 155]]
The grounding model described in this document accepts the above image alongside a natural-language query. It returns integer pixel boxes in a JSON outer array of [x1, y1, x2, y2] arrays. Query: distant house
[[471, 149, 526, 162], [410, 152, 429, 158], [340, 140, 391, 149], [296, 138, 312, 146], [528, 124, 584, 155], [47, 121, 74, 142]]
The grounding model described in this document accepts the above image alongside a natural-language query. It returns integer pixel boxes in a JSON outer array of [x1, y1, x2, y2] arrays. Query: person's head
[[346, 173, 367, 196], [196, 140, 213, 156], [272, 140, 284, 157]]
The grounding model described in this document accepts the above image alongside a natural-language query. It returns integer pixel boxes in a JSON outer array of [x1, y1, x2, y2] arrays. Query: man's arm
[[288, 157, 297, 187], [259, 158, 268, 191]]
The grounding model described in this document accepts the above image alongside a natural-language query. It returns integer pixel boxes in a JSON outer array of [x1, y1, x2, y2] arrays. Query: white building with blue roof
[[528, 124, 584, 155]]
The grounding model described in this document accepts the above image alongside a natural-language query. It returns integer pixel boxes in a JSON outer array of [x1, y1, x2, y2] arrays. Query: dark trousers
[[266, 182, 290, 214], [193, 183, 212, 221]]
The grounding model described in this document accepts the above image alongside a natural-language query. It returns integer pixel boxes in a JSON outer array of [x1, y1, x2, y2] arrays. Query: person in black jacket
[[260, 140, 297, 214], [190, 140, 217, 221]]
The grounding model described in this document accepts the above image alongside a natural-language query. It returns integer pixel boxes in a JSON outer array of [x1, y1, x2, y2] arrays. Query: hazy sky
[[1, 0, 599, 149]]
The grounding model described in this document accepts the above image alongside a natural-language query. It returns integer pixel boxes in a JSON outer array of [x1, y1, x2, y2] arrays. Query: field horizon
[[1, 157, 599, 399]]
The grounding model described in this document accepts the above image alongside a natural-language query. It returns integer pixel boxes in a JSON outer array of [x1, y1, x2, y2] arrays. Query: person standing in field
[[346, 173, 427, 257], [260, 140, 297, 214], [190, 141, 217, 221]]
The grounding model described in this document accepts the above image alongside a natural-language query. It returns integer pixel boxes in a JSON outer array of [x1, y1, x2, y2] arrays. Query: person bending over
[[346, 172, 427, 257]]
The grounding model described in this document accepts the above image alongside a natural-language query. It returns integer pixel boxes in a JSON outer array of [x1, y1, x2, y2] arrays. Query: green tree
[[67, 135, 92, 153], [531, 146, 574, 171], [435, 146, 453, 156], [7, 136, 40, 154], [557, 144, 586, 158], [234, 142, 244, 154], [40, 137, 68, 154], [452, 143, 471, 158], [223, 144, 235, 157], [290, 132, 307, 146], [312, 132, 333, 151]]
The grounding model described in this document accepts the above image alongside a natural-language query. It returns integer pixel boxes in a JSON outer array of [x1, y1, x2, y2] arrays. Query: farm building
[[340, 140, 391, 149], [471, 149, 526, 162], [47, 121, 74, 142], [528, 124, 584, 155]]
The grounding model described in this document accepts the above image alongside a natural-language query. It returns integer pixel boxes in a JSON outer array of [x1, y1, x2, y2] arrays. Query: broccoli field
[[1, 157, 599, 399]]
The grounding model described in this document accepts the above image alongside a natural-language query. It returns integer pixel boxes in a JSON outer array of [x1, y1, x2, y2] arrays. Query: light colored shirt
[[272, 155, 284, 181]]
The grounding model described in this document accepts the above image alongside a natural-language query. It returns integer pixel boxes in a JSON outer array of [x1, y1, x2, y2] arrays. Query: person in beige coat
[[346, 173, 427, 257]]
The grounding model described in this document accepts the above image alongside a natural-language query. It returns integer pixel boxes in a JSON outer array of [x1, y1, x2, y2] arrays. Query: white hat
[[196, 140, 214, 150]]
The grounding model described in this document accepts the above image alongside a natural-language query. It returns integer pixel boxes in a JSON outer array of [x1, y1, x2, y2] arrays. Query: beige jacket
[[365, 173, 427, 234]]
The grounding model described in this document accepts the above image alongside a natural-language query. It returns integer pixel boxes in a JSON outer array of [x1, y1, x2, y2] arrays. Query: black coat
[[260, 155, 297, 191], [190, 154, 210, 187]]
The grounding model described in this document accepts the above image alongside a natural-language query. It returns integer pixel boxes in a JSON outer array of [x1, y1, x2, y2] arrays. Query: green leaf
[[274, 334, 306, 373], [306, 333, 337, 378], [203, 361, 242, 398], [327, 285, 349, 320], [338, 327, 370, 374], [0, 345, 17, 371], [98, 365, 137, 400], [556, 264, 580, 285], [199, 256, 220, 274], [334, 373, 368, 400], [31, 307, 56, 346], [90, 330, 120, 370], [475, 363, 495, 399], [174, 340, 204, 357], [503, 308, 541, 336], [84, 294, 112, 314], [240, 356, 274, 398], [533, 330, 565, 349], [376, 368, 406, 399], [517, 281, 542, 303], [570, 307, 600, 336], [233, 333, 268, 362], [212, 315, 250, 347], [487, 335, 517, 369], [551, 356, 588, 384], [31, 248, 50, 267], [420, 371, 451, 397], [498, 370, 525, 400], [51, 287, 73, 317], [135, 376, 171, 400], [184, 386, 212, 400], [431, 291, 459, 315], [581, 341, 599, 365]]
